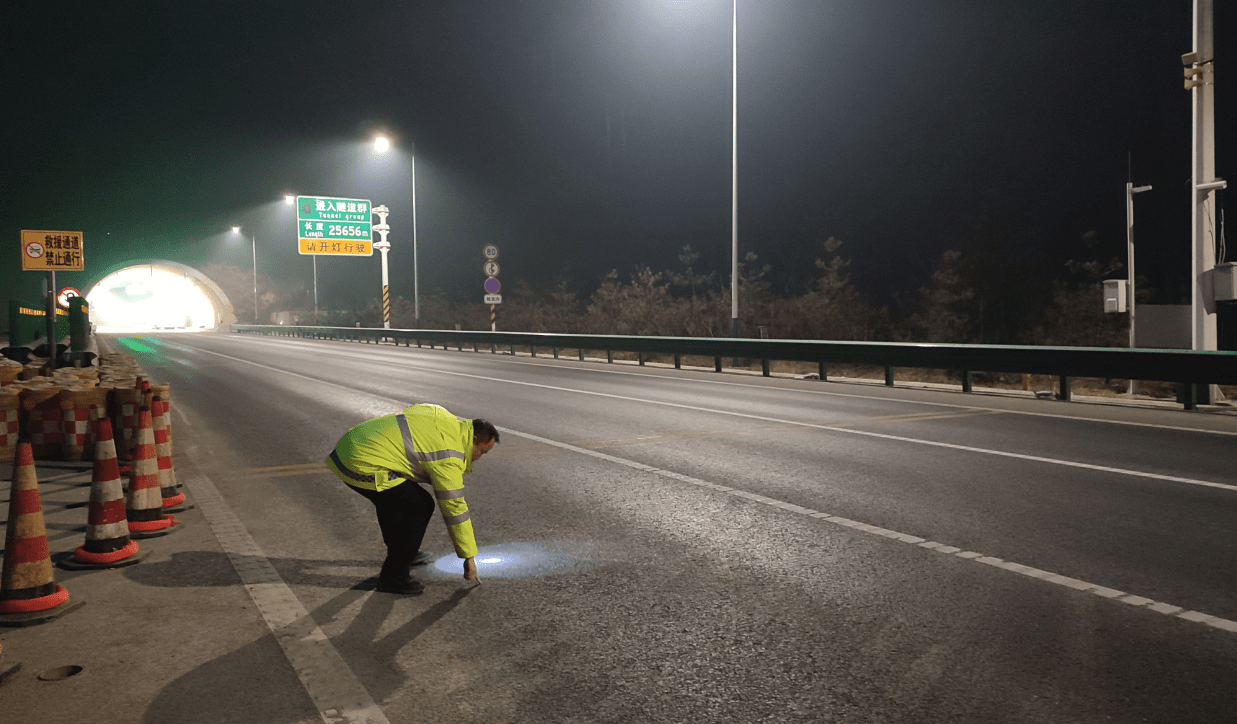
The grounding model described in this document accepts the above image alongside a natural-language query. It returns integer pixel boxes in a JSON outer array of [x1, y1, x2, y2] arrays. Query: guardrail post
[[885, 366, 895, 386], [962, 371, 973, 393], [531, 345, 537, 358], [491, 342, 497, 354], [1058, 376, 1071, 401], [674, 354, 681, 369], [473, 341, 479, 352], [638, 352, 645, 366], [511, 343, 516, 356], [818, 361, 827, 381], [762, 359, 770, 377], [714, 357, 722, 373], [1183, 382, 1198, 411], [553, 347, 559, 359], [578, 349, 585, 361], [607, 350, 614, 364]]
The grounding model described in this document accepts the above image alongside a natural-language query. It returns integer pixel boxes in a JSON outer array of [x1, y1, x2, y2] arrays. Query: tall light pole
[[1126, 181, 1152, 350], [1185, 0, 1226, 404], [730, 0, 739, 349], [373, 134, 419, 322], [232, 226, 258, 323]]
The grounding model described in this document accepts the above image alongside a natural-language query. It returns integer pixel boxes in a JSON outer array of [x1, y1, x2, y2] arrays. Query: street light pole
[[411, 149, 419, 322], [251, 234, 258, 323], [373, 134, 418, 323], [730, 0, 739, 351]]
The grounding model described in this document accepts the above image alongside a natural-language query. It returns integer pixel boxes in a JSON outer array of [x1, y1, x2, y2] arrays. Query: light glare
[[373, 136, 390, 154], [231, 226, 240, 234]]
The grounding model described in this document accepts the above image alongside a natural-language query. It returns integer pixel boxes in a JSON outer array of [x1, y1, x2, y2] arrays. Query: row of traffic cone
[[1, 399, 186, 624]]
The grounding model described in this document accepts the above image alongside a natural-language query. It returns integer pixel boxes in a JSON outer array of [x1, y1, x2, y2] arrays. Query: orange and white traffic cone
[[0, 442, 84, 626], [153, 397, 186, 510], [60, 419, 145, 570], [125, 408, 177, 539]]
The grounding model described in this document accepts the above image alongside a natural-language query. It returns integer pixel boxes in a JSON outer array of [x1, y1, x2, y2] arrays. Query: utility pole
[[1185, 0, 1227, 402], [1126, 179, 1151, 396]]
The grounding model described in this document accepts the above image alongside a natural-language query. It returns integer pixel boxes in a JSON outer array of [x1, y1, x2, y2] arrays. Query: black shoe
[[410, 551, 433, 566], [376, 578, 424, 595]]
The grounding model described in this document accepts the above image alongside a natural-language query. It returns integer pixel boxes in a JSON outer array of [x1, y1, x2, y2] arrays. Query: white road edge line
[[176, 342, 1237, 636], [173, 413, 389, 724]]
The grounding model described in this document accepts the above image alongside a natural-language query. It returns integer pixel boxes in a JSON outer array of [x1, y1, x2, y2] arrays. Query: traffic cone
[[0, 442, 83, 626], [59, 419, 145, 570], [152, 397, 186, 509], [125, 408, 177, 538]]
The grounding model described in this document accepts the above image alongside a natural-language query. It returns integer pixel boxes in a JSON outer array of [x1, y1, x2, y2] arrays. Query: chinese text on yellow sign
[[21, 230, 84, 271]]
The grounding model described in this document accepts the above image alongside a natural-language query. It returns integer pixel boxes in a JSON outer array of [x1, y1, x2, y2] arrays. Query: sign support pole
[[372, 205, 392, 331], [491, 304, 496, 332], [45, 270, 56, 372]]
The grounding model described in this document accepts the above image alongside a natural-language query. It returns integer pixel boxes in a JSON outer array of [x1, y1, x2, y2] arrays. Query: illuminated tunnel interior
[[85, 261, 237, 334]]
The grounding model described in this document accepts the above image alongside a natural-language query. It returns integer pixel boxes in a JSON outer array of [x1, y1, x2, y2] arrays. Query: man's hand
[[463, 557, 480, 583]]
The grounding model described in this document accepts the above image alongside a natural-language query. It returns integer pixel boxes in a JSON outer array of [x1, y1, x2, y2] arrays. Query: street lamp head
[[231, 226, 240, 234], [284, 194, 295, 205], [373, 135, 391, 154]]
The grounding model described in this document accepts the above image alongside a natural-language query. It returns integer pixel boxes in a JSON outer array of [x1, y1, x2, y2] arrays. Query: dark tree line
[[220, 233, 1138, 347]]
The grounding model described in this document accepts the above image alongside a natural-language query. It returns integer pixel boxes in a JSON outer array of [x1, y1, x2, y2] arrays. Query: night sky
[[3, 0, 1234, 318]]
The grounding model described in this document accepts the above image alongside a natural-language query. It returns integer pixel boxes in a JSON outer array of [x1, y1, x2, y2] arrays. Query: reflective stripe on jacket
[[327, 404, 477, 558]]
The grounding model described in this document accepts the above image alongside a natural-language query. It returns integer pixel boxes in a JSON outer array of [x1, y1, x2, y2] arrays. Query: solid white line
[[183, 467, 390, 724], [175, 340, 1237, 636]]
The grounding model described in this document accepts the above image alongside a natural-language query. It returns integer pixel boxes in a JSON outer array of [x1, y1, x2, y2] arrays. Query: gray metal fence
[[233, 325, 1237, 410]]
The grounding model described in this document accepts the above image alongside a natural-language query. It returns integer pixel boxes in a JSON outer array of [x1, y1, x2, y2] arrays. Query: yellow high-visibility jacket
[[327, 404, 478, 558]]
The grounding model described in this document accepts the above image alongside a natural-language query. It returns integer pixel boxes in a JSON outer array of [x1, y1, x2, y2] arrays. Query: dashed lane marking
[[502, 426, 1237, 637], [175, 340, 1237, 635], [184, 342, 1237, 495]]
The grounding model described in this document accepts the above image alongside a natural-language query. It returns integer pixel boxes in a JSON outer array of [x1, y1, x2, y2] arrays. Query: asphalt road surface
[[53, 333, 1237, 722]]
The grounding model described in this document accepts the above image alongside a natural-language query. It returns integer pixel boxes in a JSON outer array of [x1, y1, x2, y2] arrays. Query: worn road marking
[[175, 339, 1237, 634], [502, 426, 1237, 636], [184, 343, 1237, 495], [184, 465, 388, 724]]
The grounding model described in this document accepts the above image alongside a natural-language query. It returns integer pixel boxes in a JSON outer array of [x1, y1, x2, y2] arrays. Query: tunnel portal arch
[[84, 260, 238, 333]]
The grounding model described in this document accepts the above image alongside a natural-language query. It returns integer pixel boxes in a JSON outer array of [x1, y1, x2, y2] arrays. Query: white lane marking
[[174, 341, 1237, 635], [498, 426, 1237, 636], [218, 333, 1237, 438], [185, 341, 1237, 495], [173, 412, 389, 724]]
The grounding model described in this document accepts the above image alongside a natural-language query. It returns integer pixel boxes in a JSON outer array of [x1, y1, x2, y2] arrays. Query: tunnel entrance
[[84, 261, 237, 333]]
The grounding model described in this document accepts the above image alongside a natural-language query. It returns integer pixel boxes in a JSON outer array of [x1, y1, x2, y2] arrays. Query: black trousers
[[348, 480, 436, 581]]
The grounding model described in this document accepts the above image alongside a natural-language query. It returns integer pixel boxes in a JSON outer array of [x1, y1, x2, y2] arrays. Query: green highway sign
[[297, 195, 373, 256]]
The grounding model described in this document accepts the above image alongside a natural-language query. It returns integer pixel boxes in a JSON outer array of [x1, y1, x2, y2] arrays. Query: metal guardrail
[[233, 325, 1237, 410]]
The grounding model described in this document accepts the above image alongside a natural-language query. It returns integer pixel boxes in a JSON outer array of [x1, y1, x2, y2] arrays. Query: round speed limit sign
[[483, 244, 499, 260], [483, 261, 500, 277]]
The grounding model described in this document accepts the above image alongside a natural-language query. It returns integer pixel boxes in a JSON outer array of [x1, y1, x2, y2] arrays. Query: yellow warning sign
[[21, 230, 84, 271]]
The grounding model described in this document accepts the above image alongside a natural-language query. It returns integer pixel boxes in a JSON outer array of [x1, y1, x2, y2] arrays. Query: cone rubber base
[[128, 522, 182, 540], [59, 547, 148, 571], [0, 598, 86, 628]]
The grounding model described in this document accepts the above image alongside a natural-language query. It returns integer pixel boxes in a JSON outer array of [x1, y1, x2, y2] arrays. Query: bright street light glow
[[231, 226, 240, 234], [284, 195, 294, 205], [373, 135, 390, 154]]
